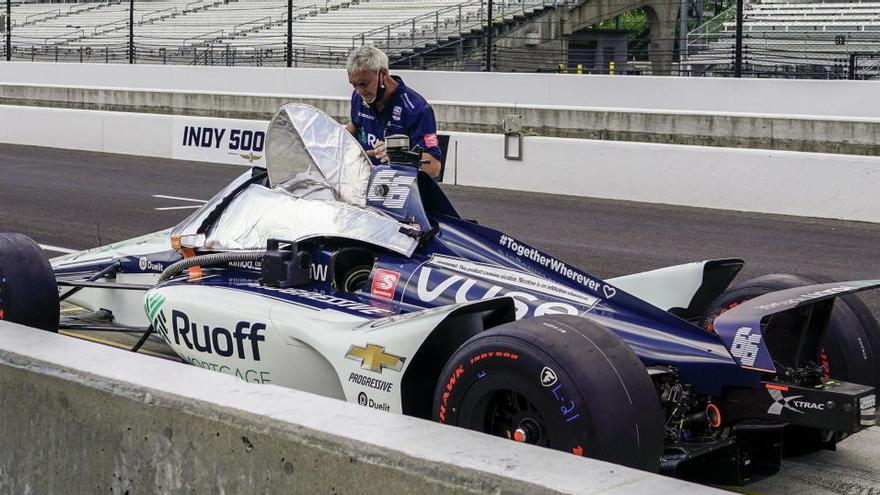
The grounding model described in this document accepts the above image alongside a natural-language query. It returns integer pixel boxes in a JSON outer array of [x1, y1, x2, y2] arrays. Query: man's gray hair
[[346, 45, 389, 75]]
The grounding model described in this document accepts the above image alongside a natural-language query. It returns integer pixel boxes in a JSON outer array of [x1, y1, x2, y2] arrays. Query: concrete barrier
[[0, 321, 721, 494], [2, 62, 880, 118], [2, 83, 878, 155]]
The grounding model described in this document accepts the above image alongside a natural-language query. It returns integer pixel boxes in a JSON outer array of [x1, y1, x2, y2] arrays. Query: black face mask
[[368, 70, 387, 110]]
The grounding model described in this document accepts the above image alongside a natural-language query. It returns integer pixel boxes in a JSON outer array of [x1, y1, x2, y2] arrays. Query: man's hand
[[366, 140, 389, 163], [420, 152, 441, 178]]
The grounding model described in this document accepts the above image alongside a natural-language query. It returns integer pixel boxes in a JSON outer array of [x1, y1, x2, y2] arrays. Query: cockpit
[[170, 104, 423, 256]]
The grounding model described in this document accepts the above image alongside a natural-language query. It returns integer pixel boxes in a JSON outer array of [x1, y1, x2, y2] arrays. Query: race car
[[0, 103, 877, 484]]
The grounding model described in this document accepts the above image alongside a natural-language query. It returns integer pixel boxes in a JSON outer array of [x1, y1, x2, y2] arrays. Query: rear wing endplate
[[713, 280, 880, 373]]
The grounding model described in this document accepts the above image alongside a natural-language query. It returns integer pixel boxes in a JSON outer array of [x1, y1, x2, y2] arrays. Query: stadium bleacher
[[4, 0, 553, 66], [684, 0, 880, 77]]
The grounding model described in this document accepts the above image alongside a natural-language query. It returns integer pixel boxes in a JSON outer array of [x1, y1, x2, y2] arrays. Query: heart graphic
[[603, 285, 617, 298]]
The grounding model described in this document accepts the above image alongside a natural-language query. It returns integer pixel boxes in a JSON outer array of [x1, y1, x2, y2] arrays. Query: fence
[[3, 0, 880, 78]]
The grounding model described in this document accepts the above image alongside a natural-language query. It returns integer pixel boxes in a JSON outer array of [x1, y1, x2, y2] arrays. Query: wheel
[[0, 233, 59, 332], [432, 314, 664, 471], [700, 273, 879, 455]]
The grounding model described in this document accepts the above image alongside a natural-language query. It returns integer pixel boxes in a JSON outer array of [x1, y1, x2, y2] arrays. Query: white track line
[[154, 205, 203, 211], [39, 244, 77, 254], [152, 194, 207, 203]]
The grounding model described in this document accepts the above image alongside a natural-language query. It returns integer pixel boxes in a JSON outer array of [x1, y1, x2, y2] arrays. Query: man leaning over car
[[344, 45, 442, 179]]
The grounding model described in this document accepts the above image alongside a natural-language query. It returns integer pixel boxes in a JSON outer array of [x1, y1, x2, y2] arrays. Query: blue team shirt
[[350, 76, 442, 165]]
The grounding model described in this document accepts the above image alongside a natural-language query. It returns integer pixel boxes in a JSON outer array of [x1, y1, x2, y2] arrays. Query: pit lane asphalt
[[2, 143, 879, 494]]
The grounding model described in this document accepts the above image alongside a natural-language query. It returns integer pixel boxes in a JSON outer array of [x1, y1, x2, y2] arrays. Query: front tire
[[432, 315, 663, 471], [0, 233, 59, 332]]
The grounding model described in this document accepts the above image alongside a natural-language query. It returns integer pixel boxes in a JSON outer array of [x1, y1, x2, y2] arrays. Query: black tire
[[700, 273, 878, 455], [0, 233, 59, 332], [432, 315, 664, 472]]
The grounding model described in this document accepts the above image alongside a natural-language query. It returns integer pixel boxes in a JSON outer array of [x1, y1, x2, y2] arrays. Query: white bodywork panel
[[608, 261, 708, 312], [51, 230, 172, 327], [50, 229, 172, 267], [147, 284, 481, 413]]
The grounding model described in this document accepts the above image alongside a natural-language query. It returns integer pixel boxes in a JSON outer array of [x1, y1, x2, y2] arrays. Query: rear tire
[[700, 273, 879, 455], [0, 233, 59, 332], [432, 315, 664, 471]]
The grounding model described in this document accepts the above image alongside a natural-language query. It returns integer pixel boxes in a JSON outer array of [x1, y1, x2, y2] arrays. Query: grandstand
[[2, 0, 558, 67], [684, 0, 880, 78]]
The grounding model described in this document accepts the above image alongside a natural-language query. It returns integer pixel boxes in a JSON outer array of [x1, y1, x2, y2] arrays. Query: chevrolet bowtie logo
[[346, 344, 405, 373]]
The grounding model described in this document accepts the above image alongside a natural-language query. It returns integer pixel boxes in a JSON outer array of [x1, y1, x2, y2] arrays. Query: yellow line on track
[[58, 329, 174, 360], [712, 485, 765, 495]]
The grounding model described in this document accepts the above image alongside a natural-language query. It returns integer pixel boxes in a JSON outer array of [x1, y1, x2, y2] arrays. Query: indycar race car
[[0, 104, 877, 484]]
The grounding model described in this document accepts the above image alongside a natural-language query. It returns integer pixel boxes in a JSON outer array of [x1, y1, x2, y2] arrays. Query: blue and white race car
[[1, 104, 877, 484]]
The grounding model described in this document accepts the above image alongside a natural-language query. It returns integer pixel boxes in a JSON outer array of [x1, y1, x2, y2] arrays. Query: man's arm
[[345, 122, 357, 136]]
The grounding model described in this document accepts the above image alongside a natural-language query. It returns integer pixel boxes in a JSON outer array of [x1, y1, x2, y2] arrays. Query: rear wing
[[713, 280, 880, 373]]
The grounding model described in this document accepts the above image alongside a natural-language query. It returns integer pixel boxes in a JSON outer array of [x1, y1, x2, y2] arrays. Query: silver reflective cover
[[171, 168, 257, 240], [266, 103, 372, 205], [205, 185, 417, 256]]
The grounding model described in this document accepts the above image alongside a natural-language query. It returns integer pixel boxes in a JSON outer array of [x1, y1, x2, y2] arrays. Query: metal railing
[[352, 0, 557, 55], [686, 4, 737, 52], [233, 16, 271, 35], [94, 18, 128, 35], [23, 9, 60, 25], [141, 7, 178, 23]]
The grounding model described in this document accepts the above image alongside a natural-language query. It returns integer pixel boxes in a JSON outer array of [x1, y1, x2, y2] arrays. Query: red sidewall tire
[[433, 315, 664, 472]]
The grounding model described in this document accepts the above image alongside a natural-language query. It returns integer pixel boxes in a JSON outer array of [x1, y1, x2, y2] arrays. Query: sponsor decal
[[346, 344, 405, 373], [424, 133, 439, 148], [357, 111, 376, 121], [403, 92, 415, 110], [392, 106, 402, 121], [497, 235, 615, 299], [540, 366, 558, 387], [427, 255, 598, 308], [356, 392, 391, 411], [145, 292, 168, 339], [366, 170, 416, 209], [730, 326, 762, 367], [470, 351, 519, 364], [185, 356, 271, 384], [228, 260, 262, 270], [438, 364, 464, 423], [170, 310, 266, 361], [861, 395, 876, 410], [257, 286, 394, 316], [310, 263, 328, 282], [414, 260, 593, 320], [754, 286, 857, 311], [349, 372, 394, 393], [138, 257, 163, 272], [766, 389, 828, 415], [371, 269, 400, 300]]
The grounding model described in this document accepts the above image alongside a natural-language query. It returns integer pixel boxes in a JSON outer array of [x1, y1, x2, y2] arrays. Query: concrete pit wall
[[1, 83, 878, 155], [0, 321, 721, 494]]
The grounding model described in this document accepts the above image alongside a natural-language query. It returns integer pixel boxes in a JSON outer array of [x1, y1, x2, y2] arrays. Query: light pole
[[486, 0, 493, 71], [129, 0, 134, 63], [6, 0, 12, 61], [734, 0, 743, 77]]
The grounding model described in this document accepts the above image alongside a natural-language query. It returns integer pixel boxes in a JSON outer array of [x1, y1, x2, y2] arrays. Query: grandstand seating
[[684, 0, 880, 77], [4, 0, 553, 66]]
